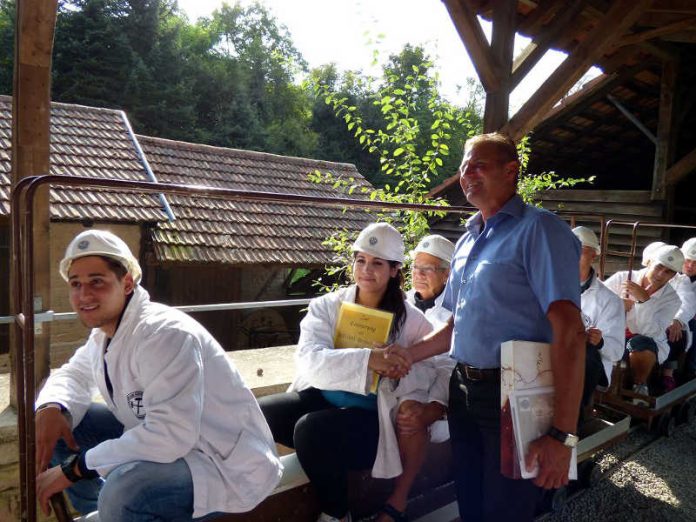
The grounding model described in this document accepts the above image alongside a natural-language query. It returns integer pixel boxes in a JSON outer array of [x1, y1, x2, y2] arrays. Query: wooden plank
[[540, 189, 653, 204], [665, 146, 696, 185], [652, 59, 677, 199], [616, 16, 696, 46], [483, 0, 516, 131], [501, 0, 653, 141], [442, 0, 501, 92], [542, 201, 665, 218]]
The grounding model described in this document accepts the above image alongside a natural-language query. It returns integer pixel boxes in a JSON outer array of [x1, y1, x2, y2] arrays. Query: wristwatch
[[547, 426, 579, 448], [60, 454, 82, 483]]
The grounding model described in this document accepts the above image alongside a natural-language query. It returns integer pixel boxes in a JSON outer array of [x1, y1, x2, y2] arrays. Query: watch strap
[[547, 426, 577, 446], [60, 454, 82, 483]]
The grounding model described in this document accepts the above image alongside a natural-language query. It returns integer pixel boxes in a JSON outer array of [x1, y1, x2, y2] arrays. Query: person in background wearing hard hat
[[640, 240, 696, 392], [604, 244, 683, 403], [681, 238, 696, 380], [258, 223, 443, 522], [571, 227, 625, 421], [385, 133, 585, 522], [35, 230, 282, 521]]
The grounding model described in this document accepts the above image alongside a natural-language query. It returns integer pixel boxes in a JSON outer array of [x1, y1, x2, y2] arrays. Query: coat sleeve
[[632, 289, 681, 341], [603, 272, 624, 296], [35, 339, 97, 428], [674, 276, 696, 327], [596, 287, 626, 369], [294, 294, 372, 394], [85, 330, 206, 475]]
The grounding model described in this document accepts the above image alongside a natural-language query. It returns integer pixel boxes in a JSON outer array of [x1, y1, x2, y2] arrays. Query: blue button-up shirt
[[442, 195, 581, 368]]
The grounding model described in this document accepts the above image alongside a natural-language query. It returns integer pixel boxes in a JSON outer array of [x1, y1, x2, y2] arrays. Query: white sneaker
[[632, 383, 649, 406], [317, 512, 352, 522]]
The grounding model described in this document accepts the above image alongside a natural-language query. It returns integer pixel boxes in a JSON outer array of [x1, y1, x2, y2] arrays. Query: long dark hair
[[377, 262, 406, 341]]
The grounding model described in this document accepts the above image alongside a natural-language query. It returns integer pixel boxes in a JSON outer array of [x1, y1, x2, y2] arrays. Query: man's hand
[[621, 281, 649, 303], [525, 435, 571, 489], [36, 465, 73, 516], [667, 320, 683, 343], [587, 327, 602, 346], [622, 298, 634, 312], [369, 347, 410, 379], [36, 407, 78, 473]]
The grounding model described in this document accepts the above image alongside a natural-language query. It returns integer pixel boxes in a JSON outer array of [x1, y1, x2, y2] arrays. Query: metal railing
[[11, 174, 477, 522]]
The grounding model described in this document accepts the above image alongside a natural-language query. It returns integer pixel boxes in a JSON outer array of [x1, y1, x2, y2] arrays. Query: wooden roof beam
[[442, 0, 502, 92], [483, 0, 516, 131], [652, 60, 677, 199], [502, 0, 653, 141], [510, 0, 585, 90], [666, 146, 696, 185], [616, 16, 696, 47]]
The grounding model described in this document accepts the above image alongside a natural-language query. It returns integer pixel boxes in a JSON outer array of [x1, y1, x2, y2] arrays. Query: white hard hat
[[682, 237, 696, 261], [650, 244, 684, 273], [410, 234, 455, 264], [59, 230, 142, 283], [641, 241, 666, 267], [571, 226, 600, 255], [351, 223, 405, 263]]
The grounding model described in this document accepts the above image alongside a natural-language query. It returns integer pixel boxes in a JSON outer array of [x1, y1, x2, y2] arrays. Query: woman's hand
[[368, 347, 410, 378]]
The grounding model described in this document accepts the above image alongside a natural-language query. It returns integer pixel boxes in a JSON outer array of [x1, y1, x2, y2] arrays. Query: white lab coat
[[604, 268, 682, 364], [36, 286, 282, 518], [580, 274, 625, 384], [405, 289, 455, 442], [670, 273, 696, 350], [289, 285, 437, 478]]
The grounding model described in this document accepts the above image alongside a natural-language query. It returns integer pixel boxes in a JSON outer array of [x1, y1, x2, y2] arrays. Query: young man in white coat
[[571, 227, 625, 419], [681, 238, 696, 379], [35, 230, 282, 521]]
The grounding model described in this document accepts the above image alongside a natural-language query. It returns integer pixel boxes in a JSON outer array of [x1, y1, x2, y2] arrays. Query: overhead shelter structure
[[432, 0, 696, 231]]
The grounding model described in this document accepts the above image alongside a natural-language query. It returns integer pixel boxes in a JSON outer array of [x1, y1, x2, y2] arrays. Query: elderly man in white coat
[[571, 227, 624, 419], [35, 230, 282, 521], [641, 240, 696, 391], [605, 244, 683, 402]]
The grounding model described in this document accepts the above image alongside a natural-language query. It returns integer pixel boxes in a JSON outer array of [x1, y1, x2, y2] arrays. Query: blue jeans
[[54, 403, 215, 521]]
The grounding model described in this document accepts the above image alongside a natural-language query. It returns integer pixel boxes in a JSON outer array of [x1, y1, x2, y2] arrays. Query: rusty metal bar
[[11, 174, 477, 522]]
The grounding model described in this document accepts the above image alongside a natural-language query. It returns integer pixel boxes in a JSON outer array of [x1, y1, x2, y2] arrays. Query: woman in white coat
[[259, 223, 438, 522]]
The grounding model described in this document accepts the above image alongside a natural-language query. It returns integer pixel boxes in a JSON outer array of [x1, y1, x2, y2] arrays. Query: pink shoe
[[662, 376, 676, 393]]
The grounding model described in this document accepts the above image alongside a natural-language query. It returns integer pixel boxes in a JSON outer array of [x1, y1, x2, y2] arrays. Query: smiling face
[[459, 141, 519, 219], [68, 256, 134, 337], [645, 262, 677, 290], [411, 252, 449, 300], [352, 252, 398, 298]]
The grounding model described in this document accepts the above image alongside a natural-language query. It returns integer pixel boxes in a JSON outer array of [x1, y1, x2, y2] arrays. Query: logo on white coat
[[127, 391, 145, 419]]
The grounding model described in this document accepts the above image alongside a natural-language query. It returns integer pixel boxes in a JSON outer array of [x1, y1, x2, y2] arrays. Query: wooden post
[[483, 0, 516, 132], [10, 0, 59, 406], [651, 59, 678, 201]]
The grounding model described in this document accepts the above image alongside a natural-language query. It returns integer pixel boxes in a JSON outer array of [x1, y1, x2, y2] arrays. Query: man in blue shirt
[[388, 133, 584, 521]]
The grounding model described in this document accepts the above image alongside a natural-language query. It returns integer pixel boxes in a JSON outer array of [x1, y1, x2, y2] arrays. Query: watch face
[[566, 434, 579, 448]]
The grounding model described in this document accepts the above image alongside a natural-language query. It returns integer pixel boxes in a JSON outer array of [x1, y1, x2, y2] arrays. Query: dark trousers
[[448, 368, 542, 522], [687, 319, 696, 374], [258, 388, 379, 518], [582, 342, 607, 409]]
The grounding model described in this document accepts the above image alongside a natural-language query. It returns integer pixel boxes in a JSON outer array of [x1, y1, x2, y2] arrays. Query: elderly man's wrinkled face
[[411, 252, 449, 300], [459, 142, 518, 215]]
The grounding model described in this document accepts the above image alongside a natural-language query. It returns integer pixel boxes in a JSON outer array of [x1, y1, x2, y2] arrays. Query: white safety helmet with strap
[[682, 237, 696, 261], [571, 226, 600, 255], [59, 229, 142, 283], [641, 241, 666, 267], [351, 223, 405, 263], [410, 234, 455, 264], [649, 244, 684, 273]]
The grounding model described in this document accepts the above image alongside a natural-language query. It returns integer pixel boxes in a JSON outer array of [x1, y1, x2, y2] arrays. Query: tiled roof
[[0, 95, 165, 220], [138, 136, 374, 265]]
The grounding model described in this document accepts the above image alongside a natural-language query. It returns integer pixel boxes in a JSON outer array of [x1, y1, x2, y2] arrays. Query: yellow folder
[[333, 301, 394, 393]]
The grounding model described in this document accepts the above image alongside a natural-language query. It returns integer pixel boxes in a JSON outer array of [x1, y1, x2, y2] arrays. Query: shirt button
[[461, 277, 467, 284]]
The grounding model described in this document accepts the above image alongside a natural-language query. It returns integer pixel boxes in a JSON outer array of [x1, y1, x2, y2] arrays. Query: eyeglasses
[[412, 265, 445, 275]]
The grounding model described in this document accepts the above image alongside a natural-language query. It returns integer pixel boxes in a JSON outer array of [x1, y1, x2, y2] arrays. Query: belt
[[456, 363, 500, 382]]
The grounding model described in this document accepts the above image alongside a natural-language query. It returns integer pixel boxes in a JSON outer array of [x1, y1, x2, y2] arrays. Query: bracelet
[[60, 454, 82, 483]]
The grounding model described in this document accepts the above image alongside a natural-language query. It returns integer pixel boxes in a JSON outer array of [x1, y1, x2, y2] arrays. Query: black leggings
[[258, 388, 380, 518]]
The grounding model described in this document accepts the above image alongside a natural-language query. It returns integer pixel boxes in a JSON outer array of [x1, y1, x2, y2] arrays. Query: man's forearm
[[409, 321, 453, 363], [547, 301, 585, 434]]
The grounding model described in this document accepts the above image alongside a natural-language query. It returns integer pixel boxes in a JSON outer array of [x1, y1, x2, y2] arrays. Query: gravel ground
[[543, 417, 696, 521]]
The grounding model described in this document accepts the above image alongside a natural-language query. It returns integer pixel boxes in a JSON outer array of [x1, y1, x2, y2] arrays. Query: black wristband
[[60, 454, 82, 483], [77, 452, 99, 480]]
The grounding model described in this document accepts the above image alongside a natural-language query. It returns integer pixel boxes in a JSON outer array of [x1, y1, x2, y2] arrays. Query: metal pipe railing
[[11, 174, 478, 522]]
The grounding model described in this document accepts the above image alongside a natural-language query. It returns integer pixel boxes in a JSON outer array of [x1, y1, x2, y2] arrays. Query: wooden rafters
[[501, 0, 653, 141], [617, 16, 696, 47], [652, 60, 677, 199], [666, 146, 696, 185], [483, 0, 516, 131], [442, 0, 502, 92]]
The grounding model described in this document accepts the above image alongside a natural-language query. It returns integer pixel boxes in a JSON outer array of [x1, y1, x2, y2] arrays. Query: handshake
[[369, 344, 413, 379]]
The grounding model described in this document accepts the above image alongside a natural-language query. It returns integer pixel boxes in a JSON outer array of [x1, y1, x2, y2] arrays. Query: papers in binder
[[334, 301, 394, 393], [500, 340, 576, 480]]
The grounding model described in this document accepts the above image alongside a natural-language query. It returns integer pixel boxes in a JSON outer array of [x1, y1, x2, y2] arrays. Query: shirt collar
[[465, 194, 525, 235]]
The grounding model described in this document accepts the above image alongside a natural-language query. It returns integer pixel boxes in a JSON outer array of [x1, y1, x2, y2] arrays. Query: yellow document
[[333, 301, 394, 393]]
